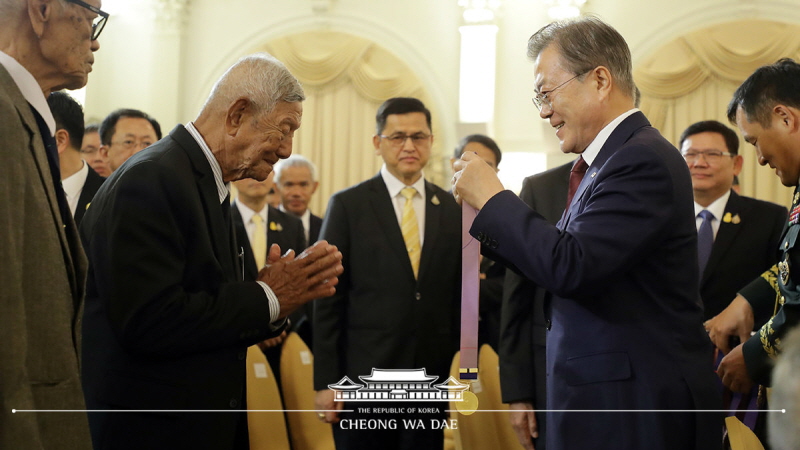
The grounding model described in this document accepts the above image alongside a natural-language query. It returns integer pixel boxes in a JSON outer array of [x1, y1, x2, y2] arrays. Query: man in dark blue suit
[[453, 17, 722, 450]]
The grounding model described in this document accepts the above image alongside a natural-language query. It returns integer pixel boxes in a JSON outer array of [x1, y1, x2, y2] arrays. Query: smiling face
[[39, 0, 102, 92], [735, 106, 800, 187], [533, 45, 605, 155], [373, 112, 432, 185], [682, 131, 742, 202], [223, 100, 303, 183]]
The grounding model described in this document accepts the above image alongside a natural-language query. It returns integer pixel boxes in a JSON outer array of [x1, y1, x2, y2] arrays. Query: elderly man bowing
[[453, 17, 721, 450], [80, 53, 343, 450]]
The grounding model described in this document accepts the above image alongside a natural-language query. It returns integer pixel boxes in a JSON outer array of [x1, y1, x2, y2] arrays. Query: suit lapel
[[231, 203, 257, 280], [75, 168, 105, 225], [702, 190, 742, 285], [559, 112, 650, 228], [172, 125, 237, 280], [418, 181, 440, 279], [368, 175, 416, 280]]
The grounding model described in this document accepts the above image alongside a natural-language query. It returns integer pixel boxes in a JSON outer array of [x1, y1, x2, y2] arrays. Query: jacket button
[[477, 232, 486, 242], [229, 399, 238, 408], [415, 292, 421, 301], [545, 319, 552, 331]]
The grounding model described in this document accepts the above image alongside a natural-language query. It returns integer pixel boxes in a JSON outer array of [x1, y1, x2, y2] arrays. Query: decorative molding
[[151, 0, 191, 31], [311, 0, 335, 14]]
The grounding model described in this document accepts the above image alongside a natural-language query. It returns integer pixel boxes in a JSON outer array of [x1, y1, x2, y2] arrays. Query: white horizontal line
[[445, 409, 786, 413], [12, 409, 353, 413]]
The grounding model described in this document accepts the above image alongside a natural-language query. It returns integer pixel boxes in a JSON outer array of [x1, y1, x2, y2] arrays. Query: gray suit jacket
[[0, 65, 91, 449]]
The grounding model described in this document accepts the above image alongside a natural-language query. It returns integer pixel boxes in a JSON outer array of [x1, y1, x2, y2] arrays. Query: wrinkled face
[[233, 171, 275, 204], [224, 101, 303, 182], [80, 130, 110, 177], [40, 0, 102, 91], [736, 106, 800, 187], [276, 165, 318, 216], [681, 131, 742, 200], [373, 112, 432, 184], [101, 117, 158, 172], [533, 45, 604, 155]]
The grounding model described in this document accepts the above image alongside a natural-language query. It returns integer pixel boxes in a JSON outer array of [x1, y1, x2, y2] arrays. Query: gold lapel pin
[[431, 195, 440, 206], [731, 214, 741, 224], [269, 222, 283, 231], [723, 212, 732, 223]]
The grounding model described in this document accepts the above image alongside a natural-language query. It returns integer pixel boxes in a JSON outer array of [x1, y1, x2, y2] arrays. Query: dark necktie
[[565, 156, 588, 209], [697, 209, 714, 272], [28, 103, 73, 229]]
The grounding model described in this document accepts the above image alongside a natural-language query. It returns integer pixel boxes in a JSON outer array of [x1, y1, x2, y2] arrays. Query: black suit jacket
[[309, 212, 323, 243], [313, 174, 461, 390], [74, 166, 105, 226], [80, 124, 278, 450], [472, 112, 721, 450], [499, 160, 572, 450], [700, 190, 786, 320]]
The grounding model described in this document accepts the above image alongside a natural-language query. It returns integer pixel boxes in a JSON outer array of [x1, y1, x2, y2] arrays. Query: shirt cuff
[[256, 281, 285, 331]]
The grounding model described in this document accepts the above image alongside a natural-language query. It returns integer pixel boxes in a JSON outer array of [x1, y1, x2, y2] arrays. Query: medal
[[779, 254, 791, 285], [456, 390, 479, 416]]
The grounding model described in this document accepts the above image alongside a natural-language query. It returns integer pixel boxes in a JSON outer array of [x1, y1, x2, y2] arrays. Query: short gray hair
[[527, 16, 636, 100], [769, 327, 800, 450], [274, 154, 317, 183], [202, 52, 304, 117]]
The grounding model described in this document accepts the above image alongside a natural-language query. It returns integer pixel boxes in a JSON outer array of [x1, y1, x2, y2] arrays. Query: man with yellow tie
[[231, 171, 307, 382], [313, 97, 461, 450]]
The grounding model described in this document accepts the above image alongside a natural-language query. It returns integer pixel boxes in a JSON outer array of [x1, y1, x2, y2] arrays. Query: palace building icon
[[327, 368, 470, 402]]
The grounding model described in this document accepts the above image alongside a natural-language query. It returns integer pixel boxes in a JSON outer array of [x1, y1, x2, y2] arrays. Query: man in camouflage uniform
[[706, 58, 800, 394]]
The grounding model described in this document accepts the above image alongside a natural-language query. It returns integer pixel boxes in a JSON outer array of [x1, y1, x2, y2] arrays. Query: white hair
[[201, 52, 304, 117], [274, 154, 317, 183]]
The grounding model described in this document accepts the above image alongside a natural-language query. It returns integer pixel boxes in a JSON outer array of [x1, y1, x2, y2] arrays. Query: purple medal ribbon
[[459, 203, 480, 380]]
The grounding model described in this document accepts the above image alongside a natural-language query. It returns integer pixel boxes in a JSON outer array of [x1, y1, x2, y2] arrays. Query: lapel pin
[[431, 195, 440, 205], [723, 212, 732, 223], [732, 214, 741, 224], [590, 172, 597, 178], [269, 221, 283, 232], [85, 202, 91, 210]]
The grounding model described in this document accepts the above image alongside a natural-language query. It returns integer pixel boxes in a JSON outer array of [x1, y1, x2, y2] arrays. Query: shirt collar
[[694, 189, 731, 220], [235, 199, 268, 225], [185, 122, 229, 204], [380, 164, 426, 200], [581, 108, 639, 166], [0, 50, 55, 136], [62, 160, 89, 199]]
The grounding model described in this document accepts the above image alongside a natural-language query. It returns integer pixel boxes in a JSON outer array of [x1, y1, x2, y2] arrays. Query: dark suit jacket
[[309, 212, 323, 243], [80, 124, 279, 450], [313, 174, 461, 390], [700, 190, 786, 320], [472, 112, 722, 450], [499, 160, 572, 450], [74, 165, 105, 226], [0, 63, 91, 450]]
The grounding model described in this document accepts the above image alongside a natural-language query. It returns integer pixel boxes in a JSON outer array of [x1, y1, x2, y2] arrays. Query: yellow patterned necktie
[[251, 214, 266, 269], [401, 187, 421, 278]]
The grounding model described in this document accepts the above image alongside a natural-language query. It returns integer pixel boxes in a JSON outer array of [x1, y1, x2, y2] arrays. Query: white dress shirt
[[62, 160, 89, 217]]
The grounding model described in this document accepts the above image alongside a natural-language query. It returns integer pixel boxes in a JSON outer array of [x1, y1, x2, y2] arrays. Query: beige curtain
[[635, 20, 800, 206], [251, 31, 447, 216]]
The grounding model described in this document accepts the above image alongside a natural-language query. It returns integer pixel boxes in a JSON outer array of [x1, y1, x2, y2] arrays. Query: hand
[[717, 343, 754, 393], [452, 152, 505, 210], [705, 294, 754, 354], [315, 389, 342, 423], [509, 401, 538, 450], [257, 240, 343, 319], [257, 330, 287, 350]]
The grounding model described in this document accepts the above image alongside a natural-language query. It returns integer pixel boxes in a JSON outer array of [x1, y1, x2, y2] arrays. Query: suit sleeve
[[87, 161, 271, 358], [473, 147, 678, 299], [313, 193, 351, 390]]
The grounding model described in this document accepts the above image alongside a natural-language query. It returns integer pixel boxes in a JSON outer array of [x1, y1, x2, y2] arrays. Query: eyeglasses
[[64, 0, 109, 41], [379, 133, 432, 148], [111, 139, 154, 151], [80, 147, 99, 155], [532, 69, 591, 112], [681, 150, 733, 163]]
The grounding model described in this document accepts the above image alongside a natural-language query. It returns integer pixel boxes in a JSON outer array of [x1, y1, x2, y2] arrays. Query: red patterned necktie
[[565, 156, 589, 209]]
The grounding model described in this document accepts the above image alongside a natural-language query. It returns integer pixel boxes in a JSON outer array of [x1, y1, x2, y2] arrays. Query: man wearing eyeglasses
[[98, 108, 162, 173], [314, 97, 461, 450], [453, 17, 722, 450], [0, 0, 106, 448], [680, 120, 786, 322]]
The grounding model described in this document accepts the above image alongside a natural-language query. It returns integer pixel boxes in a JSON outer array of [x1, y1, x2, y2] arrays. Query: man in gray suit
[[0, 0, 107, 448]]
